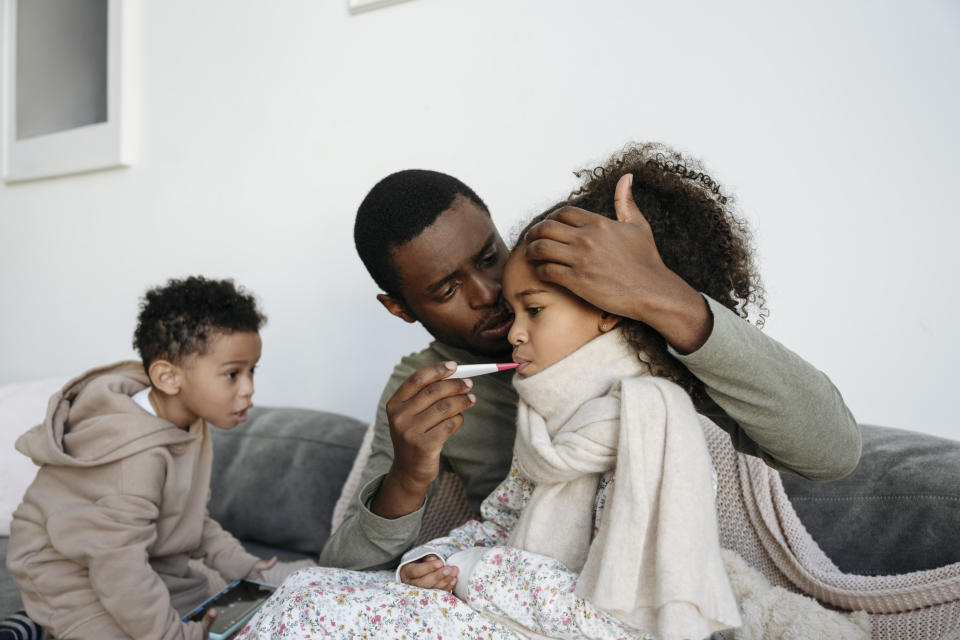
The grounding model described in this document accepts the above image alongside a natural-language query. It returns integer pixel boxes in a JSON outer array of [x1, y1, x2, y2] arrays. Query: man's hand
[[372, 362, 476, 519], [398, 554, 459, 591], [524, 173, 712, 354], [247, 556, 278, 581]]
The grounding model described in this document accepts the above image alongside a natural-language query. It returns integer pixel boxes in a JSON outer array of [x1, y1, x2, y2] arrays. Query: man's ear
[[148, 360, 181, 395], [599, 312, 623, 333], [377, 293, 417, 324]]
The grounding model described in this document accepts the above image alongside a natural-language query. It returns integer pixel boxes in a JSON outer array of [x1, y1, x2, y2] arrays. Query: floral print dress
[[235, 461, 654, 640]]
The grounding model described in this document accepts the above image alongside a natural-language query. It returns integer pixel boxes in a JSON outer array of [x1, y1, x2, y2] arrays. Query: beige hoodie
[[6, 361, 259, 640]]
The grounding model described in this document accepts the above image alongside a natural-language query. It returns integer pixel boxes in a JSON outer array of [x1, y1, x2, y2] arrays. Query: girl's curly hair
[[516, 142, 767, 402]]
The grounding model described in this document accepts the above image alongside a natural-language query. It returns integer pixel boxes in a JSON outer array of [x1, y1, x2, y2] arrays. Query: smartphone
[[182, 578, 276, 640]]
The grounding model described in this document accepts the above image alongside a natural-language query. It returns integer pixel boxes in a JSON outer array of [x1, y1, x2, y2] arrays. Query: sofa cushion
[[209, 406, 367, 556], [0, 537, 23, 615], [781, 424, 960, 575]]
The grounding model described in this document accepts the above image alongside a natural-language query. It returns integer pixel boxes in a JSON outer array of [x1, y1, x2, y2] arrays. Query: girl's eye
[[249, 366, 257, 376], [526, 306, 542, 316], [226, 371, 238, 380]]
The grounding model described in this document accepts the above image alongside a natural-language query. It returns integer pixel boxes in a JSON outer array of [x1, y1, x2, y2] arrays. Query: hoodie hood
[[16, 361, 197, 468]]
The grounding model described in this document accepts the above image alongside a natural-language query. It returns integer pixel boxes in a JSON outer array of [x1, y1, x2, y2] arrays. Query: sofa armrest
[[781, 424, 960, 575], [209, 406, 367, 557]]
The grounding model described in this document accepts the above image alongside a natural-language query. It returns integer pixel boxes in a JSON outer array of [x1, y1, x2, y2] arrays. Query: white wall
[[2, 0, 958, 441]]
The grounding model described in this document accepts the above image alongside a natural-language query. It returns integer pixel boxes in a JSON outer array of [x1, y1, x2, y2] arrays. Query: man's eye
[[480, 250, 498, 267], [438, 284, 459, 301]]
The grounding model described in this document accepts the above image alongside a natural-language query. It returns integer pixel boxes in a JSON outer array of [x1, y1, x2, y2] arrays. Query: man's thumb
[[614, 173, 644, 223]]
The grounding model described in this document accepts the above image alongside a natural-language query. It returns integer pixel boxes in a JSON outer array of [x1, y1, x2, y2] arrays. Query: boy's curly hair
[[133, 276, 266, 373], [516, 142, 767, 401]]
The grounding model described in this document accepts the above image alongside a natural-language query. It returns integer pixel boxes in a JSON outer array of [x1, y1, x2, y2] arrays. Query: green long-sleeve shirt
[[319, 296, 861, 570]]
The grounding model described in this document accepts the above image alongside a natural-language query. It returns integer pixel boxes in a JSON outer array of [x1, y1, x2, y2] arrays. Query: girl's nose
[[508, 320, 525, 346]]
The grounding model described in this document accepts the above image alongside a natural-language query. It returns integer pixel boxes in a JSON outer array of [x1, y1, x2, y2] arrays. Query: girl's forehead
[[503, 252, 550, 296]]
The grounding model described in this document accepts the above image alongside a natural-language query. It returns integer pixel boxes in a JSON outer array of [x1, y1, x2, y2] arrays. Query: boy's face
[[177, 330, 262, 429], [503, 250, 604, 378], [380, 196, 514, 357]]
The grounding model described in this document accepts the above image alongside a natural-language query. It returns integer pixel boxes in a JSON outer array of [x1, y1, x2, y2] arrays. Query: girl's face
[[503, 251, 606, 377]]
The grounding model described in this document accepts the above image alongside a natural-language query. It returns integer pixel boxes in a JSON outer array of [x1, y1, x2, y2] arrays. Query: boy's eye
[[226, 371, 238, 380], [249, 366, 257, 376]]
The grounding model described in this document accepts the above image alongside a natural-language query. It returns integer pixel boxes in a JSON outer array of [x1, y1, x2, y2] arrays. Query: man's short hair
[[132, 275, 266, 372], [354, 169, 488, 298]]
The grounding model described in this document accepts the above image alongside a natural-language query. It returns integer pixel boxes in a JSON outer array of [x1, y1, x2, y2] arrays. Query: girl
[[235, 144, 863, 640]]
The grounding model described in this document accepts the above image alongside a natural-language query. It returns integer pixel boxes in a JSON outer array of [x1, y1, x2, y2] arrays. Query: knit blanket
[[409, 420, 960, 640], [706, 420, 960, 639]]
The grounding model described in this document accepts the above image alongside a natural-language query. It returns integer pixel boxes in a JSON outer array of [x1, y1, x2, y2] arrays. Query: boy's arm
[[47, 456, 205, 640], [199, 511, 259, 580]]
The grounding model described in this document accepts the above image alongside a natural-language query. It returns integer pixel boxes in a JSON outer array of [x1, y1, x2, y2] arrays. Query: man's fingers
[[613, 174, 648, 226], [401, 379, 474, 425], [531, 261, 575, 290], [391, 362, 458, 404], [523, 218, 580, 246], [524, 236, 578, 267], [417, 394, 473, 435]]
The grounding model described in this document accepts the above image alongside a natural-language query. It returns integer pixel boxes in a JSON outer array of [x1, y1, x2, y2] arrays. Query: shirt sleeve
[[199, 513, 259, 580], [46, 454, 205, 640], [318, 362, 435, 570], [395, 460, 527, 580], [678, 295, 861, 480]]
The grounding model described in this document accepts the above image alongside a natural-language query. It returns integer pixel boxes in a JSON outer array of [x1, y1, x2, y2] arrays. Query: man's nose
[[468, 273, 501, 308]]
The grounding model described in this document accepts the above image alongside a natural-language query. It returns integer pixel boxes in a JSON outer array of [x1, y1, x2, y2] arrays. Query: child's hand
[[247, 555, 278, 581], [199, 608, 217, 636], [398, 554, 458, 591]]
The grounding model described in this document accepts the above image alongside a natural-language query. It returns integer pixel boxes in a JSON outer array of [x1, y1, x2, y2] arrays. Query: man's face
[[384, 196, 514, 357]]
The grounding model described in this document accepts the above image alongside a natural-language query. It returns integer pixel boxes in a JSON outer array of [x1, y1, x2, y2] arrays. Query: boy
[[6, 276, 275, 640]]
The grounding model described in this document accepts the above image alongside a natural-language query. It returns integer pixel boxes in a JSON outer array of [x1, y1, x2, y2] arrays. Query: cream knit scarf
[[510, 330, 741, 639]]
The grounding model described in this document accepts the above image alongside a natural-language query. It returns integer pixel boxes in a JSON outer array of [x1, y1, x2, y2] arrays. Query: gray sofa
[[2, 406, 959, 618]]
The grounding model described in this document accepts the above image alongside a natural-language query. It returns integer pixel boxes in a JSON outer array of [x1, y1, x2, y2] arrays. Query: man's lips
[[476, 312, 514, 339]]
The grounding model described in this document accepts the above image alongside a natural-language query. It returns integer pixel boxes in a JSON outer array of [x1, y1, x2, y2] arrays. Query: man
[[320, 168, 860, 571]]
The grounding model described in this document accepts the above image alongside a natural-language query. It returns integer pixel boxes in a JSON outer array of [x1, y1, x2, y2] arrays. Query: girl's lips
[[515, 361, 530, 374], [233, 408, 249, 423]]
